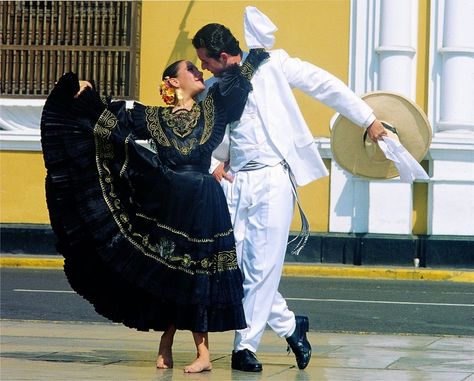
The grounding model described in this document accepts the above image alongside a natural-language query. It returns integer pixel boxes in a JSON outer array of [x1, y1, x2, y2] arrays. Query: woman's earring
[[176, 88, 184, 106]]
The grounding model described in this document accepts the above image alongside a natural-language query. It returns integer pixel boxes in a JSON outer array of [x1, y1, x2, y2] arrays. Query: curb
[[0, 256, 64, 269], [2, 255, 473, 283], [283, 264, 474, 283]]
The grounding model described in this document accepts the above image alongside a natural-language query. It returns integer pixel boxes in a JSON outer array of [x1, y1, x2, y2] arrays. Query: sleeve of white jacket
[[280, 50, 375, 128], [209, 123, 230, 174], [209, 156, 222, 174]]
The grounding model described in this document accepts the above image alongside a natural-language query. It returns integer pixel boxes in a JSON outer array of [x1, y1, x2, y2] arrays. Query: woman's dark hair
[[162, 60, 184, 80], [192, 23, 242, 60]]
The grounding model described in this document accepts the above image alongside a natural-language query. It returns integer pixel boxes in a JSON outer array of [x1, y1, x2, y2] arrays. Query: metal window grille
[[0, 1, 140, 99]]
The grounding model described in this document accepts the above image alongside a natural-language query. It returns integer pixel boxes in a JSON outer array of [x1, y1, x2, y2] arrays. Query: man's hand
[[366, 119, 387, 142], [212, 162, 233, 183]]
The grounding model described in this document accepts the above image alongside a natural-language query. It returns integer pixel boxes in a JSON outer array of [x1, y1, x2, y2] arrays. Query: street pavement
[[1, 255, 473, 380], [1, 319, 473, 381]]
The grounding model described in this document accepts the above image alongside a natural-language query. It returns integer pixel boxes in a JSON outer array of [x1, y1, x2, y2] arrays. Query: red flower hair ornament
[[159, 76, 176, 105]]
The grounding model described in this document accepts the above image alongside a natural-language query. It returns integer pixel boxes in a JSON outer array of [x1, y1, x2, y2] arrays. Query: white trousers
[[222, 163, 296, 353]]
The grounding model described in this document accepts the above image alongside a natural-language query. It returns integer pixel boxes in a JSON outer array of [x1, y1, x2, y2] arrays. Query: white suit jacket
[[213, 49, 375, 187]]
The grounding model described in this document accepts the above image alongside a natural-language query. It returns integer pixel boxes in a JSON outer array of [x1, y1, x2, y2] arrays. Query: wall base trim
[[1, 224, 472, 268]]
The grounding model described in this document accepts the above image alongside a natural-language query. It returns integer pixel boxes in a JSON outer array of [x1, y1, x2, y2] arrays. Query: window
[[0, 1, 140, 99]]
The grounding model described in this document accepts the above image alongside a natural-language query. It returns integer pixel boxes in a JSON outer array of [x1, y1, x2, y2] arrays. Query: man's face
[[196, 47, 226, 77]]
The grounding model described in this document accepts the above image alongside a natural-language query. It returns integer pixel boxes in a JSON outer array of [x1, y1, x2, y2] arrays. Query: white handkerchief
[[377, 136, 429, 183], [244, 6, 277, 49]]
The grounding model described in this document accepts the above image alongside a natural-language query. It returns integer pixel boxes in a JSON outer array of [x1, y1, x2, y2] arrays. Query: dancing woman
[[40, 50, 268, 372]]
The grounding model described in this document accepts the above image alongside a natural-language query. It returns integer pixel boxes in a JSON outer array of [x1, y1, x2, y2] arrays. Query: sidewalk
[[1, 319, 473, 381]]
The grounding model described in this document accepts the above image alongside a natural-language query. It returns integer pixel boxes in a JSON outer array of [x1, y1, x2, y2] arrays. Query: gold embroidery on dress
[[240, 60, 254, 81], [217, 250, 238, 272], [145, 106, 171, 146], [171, 137, 197, 156], [136, 212, 234, 242], [119, 134, 133, 177], [241, 48, 268, 80], [156, 237, 176, 258], [162, 105, 201, 139], [200, 95, 214, 145], [95, 110, 117, 159], [93, 110, 238, 274], [158, 247, 237, 272]]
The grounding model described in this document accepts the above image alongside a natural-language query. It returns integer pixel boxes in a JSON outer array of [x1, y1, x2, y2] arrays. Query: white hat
[[331, 91, 432, 179]]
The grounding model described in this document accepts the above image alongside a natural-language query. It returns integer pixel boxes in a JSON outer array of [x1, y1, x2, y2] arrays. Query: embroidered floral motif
[[201, 258, 211, 269], [171, 137, 197, 156], [156, 237, 176, 258], [145, 105, 212, 156], [162, 105, 201, 139]]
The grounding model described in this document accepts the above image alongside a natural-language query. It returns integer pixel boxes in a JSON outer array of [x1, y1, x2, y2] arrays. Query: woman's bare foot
[[156, 347, 173, 369], [183, 356, 212, 373], [156, 326, 176, 369]]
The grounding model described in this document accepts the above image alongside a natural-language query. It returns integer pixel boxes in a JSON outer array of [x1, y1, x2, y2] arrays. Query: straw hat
[[330, 91, 432, 179]]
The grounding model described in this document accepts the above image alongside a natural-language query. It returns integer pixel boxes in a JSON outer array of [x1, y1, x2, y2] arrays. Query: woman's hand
[[70, 80, 106, 121], [75, 80, 93, 98]]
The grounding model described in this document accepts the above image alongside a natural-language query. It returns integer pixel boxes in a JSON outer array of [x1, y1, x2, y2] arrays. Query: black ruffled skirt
[[40, 78, 245, 332]]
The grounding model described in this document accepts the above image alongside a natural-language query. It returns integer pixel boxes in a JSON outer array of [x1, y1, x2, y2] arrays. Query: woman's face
[[175, 61, 205, 96]]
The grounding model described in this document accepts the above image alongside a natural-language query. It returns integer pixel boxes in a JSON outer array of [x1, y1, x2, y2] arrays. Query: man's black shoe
[[231, 349, 263, 372], [286, 315, 312, 369]]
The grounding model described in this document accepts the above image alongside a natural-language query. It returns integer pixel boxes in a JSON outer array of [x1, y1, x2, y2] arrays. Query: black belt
[[168, 164, 208, 173], [240, 160, 268, 171]]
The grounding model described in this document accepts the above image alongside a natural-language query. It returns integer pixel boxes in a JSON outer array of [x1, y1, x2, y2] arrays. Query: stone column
[[427, 0, 474, 235], [330, 0, 419, 234]]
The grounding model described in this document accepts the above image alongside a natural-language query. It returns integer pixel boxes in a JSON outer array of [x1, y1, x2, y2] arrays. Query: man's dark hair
[[192, 23, 242, 60]]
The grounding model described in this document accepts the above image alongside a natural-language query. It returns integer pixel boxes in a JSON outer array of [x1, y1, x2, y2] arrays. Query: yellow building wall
[[0, 151, 49, 223], [140, 0, 351, 232], [0, 0, 430, 235], [140, 0, 350, 137]]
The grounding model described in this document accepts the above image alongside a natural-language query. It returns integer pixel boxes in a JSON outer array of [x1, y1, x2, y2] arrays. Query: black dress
[[40, 51, 269, 332]]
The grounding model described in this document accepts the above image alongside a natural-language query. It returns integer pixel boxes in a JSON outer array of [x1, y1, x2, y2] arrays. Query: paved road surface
[[1, 268, 473, 336]]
